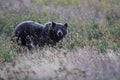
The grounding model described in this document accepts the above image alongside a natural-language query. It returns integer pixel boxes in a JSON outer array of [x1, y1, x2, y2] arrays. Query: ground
[[0, 48, 120, 80]]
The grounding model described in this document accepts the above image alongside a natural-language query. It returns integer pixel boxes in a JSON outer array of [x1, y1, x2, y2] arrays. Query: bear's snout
[[57, 30, 63, 37]]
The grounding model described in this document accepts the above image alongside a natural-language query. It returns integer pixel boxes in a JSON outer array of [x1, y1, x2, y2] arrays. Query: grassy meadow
[[0, 0, 120, 80]]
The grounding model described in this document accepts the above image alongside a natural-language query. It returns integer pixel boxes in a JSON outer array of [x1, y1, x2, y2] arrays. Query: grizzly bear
[[13, 21, 68, 50]]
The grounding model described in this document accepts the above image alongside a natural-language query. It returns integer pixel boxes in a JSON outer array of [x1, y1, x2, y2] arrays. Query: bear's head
[[45, 22, 68, 43]]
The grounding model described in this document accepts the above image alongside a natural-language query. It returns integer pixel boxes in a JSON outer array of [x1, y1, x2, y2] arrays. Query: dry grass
[[0, 48, 120, 80]]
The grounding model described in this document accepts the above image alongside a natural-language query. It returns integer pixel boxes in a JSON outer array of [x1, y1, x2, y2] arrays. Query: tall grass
[[0, 0, 120, 62]]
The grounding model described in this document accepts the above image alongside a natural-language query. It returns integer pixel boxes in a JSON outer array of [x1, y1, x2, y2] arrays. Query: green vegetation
[[0, 0, 120, 62]]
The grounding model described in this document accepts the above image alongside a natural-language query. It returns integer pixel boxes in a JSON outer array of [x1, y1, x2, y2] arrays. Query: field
[[0, 0, 120, 80]]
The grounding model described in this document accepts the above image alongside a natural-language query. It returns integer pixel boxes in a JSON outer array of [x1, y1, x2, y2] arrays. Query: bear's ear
[[51, 22, 56, 28], [64, 23, 68, 29]]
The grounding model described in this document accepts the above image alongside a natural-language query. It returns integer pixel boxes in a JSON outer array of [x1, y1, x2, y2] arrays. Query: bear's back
[[14, 21, 44, 36]]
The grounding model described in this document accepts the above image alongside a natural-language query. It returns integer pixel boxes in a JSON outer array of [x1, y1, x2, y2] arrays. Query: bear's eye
[[61, 28, 65, 31]]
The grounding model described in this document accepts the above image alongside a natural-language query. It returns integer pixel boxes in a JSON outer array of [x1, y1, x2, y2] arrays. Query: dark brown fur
[[13, 21, 68, 50]]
